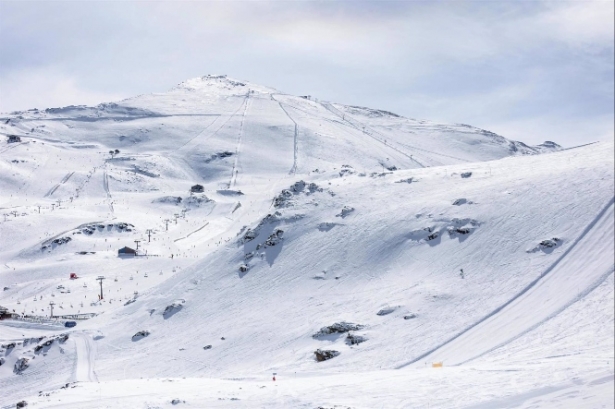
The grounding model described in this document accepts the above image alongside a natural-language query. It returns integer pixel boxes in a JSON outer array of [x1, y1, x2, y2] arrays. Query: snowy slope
[[0, 75, 612, 408]]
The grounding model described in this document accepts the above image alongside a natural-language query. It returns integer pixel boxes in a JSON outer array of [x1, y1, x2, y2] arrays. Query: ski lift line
[[393, 140, 471, 163], [229, 92, 251, 188], [175, 94, 249, 152], [271, 95, 299, 175], [320, 101, 426, 168]]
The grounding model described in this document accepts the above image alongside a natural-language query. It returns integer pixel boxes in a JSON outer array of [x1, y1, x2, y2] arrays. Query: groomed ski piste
[[0, 75, 613, 408]]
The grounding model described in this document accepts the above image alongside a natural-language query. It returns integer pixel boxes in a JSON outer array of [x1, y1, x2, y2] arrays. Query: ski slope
[[401, 198, 615, 367], [0, 75, 612, 408]]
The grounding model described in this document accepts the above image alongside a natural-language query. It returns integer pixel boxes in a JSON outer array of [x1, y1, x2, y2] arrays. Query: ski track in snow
[[72, 333, 98, 383], [271, 94, 299, 175], [320, 100, 427, 168], [103, 168, 113, 215], [44, 171, 75, 198]]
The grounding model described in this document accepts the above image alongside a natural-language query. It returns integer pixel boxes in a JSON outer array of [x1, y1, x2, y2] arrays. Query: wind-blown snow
[[0, 75, 611, 408]]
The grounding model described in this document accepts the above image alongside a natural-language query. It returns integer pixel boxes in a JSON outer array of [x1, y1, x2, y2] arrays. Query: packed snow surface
[[0, 75, 612, 408]]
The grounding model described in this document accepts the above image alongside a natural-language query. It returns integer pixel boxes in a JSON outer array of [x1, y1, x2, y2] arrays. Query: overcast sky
[[0, 1, 613, 147]]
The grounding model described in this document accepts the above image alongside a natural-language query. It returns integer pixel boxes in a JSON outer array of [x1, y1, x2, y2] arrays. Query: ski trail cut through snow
[[320, 101, 426, 168], [45, 171, 75, 197], [103, 168, 113, 214], [229, 92, 250, 188], [272, 95, 298, 175], [73, 333, 98, 383], [398, 197, 615, 368]]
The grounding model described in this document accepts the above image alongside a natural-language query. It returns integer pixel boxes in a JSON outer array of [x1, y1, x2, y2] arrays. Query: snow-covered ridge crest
[[172, 74, 278, 95]]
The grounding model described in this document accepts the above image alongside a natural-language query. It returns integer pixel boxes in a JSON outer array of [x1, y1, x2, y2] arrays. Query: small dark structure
[[191, 184, 204, 193], [118, 246, 137, 257], [7, 135, 21, 143], [0, 305, 12, 320]]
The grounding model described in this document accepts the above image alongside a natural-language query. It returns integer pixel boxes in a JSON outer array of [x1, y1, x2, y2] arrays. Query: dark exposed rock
[[460, 172, 472, 178], [336, 206, 355, 218], [313, 322, 364, 338], [14, 357, 29, 373], [540, 238, 561, 248], [264, 229, 284, 247], [132, 330, 150, 340], [314, 349, 340, 362], [345, 333, 367, 346], [163, 300, 184, 318], [404, 314, 418, 320]]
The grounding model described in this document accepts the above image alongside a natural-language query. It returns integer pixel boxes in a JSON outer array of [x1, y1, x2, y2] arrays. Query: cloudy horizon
[[1, 0, 613, 147]]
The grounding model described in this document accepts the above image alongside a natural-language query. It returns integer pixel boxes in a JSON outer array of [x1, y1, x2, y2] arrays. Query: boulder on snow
[[313, 322, 364, 338], [203, 345, 212, 350], [264, 229, 284, 247], [460, 172, 472, 178], [527, 237, 562, 253], [452, 198, 470, 205], [376, 306, 398, 316], [239, 264, 249, 273], [540, 238, 561, 248], [163, 300, 185, 318], [132, 330, 150, 341], [345, 333, 367, 346], [314, 349, 340, 362], [0, 357, 5, 366], [14, 357, 29, 373], [336, 206, 355, 218], [404, 314, 418, 320], [16, 401, 28, 408]]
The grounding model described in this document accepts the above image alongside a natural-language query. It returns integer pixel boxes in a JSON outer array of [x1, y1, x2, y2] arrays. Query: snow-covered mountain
[[0, 75, 612, 409]]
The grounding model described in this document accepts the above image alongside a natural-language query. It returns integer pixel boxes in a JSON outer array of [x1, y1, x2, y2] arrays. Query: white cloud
[[0, 68, 125, 112]]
